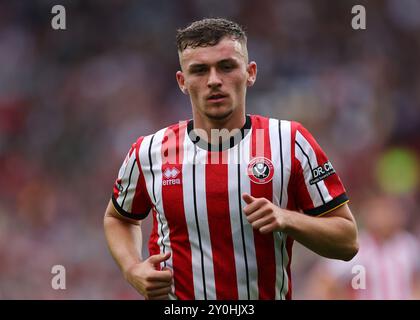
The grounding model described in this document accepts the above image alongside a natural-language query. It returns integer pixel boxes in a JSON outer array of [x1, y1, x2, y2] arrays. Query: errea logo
[[164, 167, 180, 179], [309, 161, 336, 185], [163, 167, 181, 186]]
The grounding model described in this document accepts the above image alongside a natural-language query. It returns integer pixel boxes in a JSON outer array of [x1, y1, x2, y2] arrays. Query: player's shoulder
[[132, 119, 190, 148], [248, 114, 290, 126], [249, 114, 305, 132]]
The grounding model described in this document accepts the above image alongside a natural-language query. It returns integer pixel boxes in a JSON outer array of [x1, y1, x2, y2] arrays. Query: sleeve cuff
[[111, 195, 150, 220], [303, 193, 349, 217]]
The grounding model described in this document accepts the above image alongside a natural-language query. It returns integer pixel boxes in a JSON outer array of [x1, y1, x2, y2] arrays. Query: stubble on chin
[[204, 108, 234, 121]]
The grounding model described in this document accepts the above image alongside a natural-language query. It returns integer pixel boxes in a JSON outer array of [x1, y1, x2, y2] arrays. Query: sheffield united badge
[[247, 157, 274, 184]]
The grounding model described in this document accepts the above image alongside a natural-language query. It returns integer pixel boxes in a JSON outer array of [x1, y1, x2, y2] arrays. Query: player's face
[[176, 37, 257, 121], [363, 198, 405, 240]]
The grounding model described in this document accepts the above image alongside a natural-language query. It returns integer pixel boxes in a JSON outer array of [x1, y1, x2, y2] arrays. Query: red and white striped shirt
[[112, 114, 348, 300]]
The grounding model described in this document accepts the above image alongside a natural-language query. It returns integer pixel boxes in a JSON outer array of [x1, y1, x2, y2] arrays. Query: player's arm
[[104, 199, 173, 299], [243, 194, 358, 261], [281, 202, 358, 261], [104, 199, 142, 277]]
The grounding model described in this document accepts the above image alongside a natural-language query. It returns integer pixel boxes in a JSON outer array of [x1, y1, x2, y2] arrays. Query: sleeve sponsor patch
[[309, 161, 336, 185]]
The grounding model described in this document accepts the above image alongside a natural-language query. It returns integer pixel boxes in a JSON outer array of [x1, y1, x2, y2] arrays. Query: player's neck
[[192, 110, 246, 145]]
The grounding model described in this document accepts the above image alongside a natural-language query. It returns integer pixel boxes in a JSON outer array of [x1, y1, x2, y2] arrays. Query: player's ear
[[246, 61, 257, 87], [176, 71, 188, 95]]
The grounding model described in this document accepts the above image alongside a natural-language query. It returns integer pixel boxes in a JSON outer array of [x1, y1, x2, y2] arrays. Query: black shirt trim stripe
[[111, 195, 149, 220], [278, 121, 285, 300], [121, 158, 136, 209], [148, 135, 156, 203], [304, 193, 349, 216], [237, 142, 250, 300], [192, 145, 207, 299], [148, 134, 167, 264], [295, 141, 326, 205]]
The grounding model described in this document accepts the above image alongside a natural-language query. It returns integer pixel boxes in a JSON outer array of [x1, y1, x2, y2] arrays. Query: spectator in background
[[304, 195, 420, 299]]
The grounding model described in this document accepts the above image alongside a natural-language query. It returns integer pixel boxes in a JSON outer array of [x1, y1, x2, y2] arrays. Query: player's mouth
[[207, 93, 228, 103]]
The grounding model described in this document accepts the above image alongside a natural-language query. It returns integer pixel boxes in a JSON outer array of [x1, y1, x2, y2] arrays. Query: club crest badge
[[247, 157, 274, 184]]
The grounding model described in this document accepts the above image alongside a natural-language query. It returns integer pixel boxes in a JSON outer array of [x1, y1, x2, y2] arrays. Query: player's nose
[[207, 68, 222, 88]]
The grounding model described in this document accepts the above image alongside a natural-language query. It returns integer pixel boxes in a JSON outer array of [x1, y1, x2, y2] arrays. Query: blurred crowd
[[0, 0, 419, 299]]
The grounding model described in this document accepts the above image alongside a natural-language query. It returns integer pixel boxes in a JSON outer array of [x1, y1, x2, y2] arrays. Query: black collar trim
[[187, 115, 252, 151]]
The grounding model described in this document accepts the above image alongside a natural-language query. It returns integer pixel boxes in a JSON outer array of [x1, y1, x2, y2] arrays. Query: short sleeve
[[111, 137, 152, 220], [292, 122, 348, 216]]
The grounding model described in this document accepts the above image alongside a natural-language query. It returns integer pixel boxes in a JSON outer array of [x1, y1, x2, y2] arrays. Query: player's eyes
[[220, 64, 235, 72], [190, 67, 207, 74]]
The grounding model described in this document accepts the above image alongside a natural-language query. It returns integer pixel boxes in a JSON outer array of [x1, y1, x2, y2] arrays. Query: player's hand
[[242, 193, 287, 234], [125, 251, 173, 300]]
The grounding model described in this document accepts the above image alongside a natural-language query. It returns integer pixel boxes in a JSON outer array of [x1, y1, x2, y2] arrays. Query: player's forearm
[[282, 210, 358, 261], [104, 215, 143, 278]]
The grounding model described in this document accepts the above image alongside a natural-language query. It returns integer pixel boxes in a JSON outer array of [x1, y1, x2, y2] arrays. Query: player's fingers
[[242, 193, 255, 204], [246, 206, 267, 223], [250, 215, 275, 230], [162, 266, 173, 276], [148, 286, 173, 298], [147, 294, 170, 300], [259, 223, 276, 234], [246, 203, 273, 222], [148, 269, 173, 282], [146, 280, 174, 290], [243, 197, 266, 216], [147, 251, 171, 266]]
